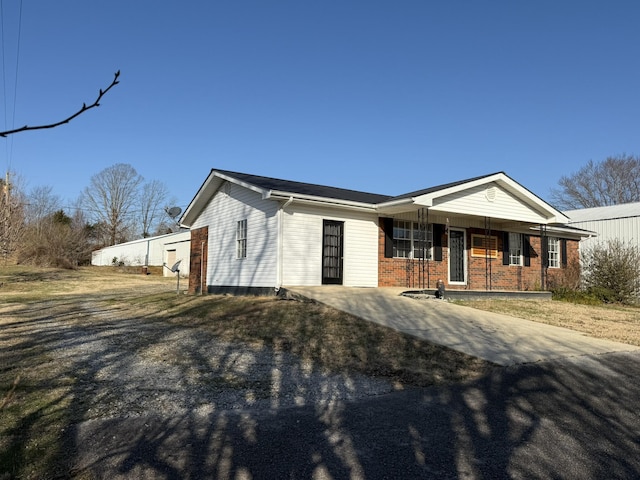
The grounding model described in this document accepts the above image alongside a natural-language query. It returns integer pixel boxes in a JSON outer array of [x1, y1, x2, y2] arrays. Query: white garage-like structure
[[565, 202, 640, 250], [91, 231, 191, 277]]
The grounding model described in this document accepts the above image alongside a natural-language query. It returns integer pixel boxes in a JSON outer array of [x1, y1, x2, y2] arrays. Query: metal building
[[564, 202, 640, 250]]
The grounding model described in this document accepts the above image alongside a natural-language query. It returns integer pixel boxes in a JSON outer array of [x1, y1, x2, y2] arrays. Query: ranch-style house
[[179, 169, 588, 295]]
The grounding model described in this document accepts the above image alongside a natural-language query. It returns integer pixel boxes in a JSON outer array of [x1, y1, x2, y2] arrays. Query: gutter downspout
[[276, 197, 294, 293], [200, 241, 205, 295]]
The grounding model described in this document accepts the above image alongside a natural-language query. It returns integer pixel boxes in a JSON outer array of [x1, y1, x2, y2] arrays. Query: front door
[[449, 228, 466, 284], [322, 220, 344, 285]]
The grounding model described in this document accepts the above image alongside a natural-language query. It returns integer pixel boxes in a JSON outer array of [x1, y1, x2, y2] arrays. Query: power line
[[8, 0, 23, 170], [0, 0, 24, 171]]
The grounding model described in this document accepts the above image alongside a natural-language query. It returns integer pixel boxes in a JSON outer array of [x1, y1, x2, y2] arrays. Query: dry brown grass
[[0, 265, 491, 479], [454, 298, 640, 346], [3, 266, 639, 478]]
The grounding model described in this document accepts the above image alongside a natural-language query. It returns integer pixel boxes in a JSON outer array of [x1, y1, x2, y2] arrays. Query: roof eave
[[530, 225, 597, 239], [266, 190, 378, 211], [410, 173, 568, 224]]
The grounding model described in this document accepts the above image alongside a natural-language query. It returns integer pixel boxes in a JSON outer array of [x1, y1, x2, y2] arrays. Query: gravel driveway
[[5, 298, 394, 420], [2, 288, 398, 478], [5, 275, 640, 479]]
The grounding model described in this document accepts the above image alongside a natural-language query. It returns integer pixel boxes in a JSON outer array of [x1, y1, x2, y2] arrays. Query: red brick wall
[[188, 227, 208, 294], [377, 220, 580, 291], [378, 221, 448, 289]]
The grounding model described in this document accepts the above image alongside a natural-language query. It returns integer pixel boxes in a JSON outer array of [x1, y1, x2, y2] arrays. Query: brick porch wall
[[188, 226, 208, 294], [378, 221, 580, 291]]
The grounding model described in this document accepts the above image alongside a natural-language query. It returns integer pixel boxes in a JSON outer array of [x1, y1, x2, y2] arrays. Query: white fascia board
[[375, 197, 417, 214], [530, 225, 597, 239], [179, 170, 220, 227], [265, 190, 378, 212], [493, 175, 569, 223], [412, 173, 568, 224], [215, 172, 269, 196], [180, 170, 271, 227]]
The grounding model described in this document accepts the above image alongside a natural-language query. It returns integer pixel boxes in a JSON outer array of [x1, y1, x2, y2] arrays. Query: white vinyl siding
[[424, 182, 551, 224], [191, 182, 278, 288], [282, 204, 378, 287]]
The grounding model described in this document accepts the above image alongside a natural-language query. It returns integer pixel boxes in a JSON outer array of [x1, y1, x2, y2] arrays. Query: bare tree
[[25, 185, 61, 232], [550, 154, 640, 209], [0, 172, 26, 263], [0, 73, 120, 264], [138, 180, 169, 237], [81, 163, 143, 246], [0, 71, 120, 137]]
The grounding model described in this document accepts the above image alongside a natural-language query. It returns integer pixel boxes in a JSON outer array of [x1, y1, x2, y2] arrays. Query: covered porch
[[375, 173, 583, 292]]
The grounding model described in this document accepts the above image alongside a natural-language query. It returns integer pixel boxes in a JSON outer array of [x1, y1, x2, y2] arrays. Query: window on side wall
[[236, 219, 247, 259], [547, 236, 560, 268], [509, 233, 523, 266], [392, 220, 432, 259]]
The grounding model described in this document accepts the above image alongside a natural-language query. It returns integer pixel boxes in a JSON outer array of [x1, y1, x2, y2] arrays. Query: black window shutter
[[382, 218, 394, 258], [561, 239, 568, 266], [433, 224, 444, 262], [502, 232, 510, 265], [523, 235, 531, 267]]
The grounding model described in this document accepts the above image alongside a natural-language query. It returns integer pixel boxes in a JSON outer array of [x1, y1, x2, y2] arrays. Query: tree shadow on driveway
[[69, 352, 640, 479], [3, 292, 640, 479]]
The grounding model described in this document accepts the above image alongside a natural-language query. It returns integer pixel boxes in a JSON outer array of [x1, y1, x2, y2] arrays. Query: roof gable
[[180, 169, 392, 226], [180, 169, 568, 227], [377, 172, 568, 224]]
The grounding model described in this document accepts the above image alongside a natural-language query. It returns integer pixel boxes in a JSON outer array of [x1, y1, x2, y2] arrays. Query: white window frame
[[393, 220, 412, 258], [236, 219, 247, 259], [547, 236, 560, 268], [509, 232, 523, 266], [392, 220, 432, 259]]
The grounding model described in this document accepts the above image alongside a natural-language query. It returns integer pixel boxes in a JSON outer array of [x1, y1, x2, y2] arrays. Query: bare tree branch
[[550, 154, 640, 209], [0, 71, 120, 138]]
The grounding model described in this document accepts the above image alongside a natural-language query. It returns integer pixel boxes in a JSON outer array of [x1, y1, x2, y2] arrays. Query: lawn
[[2, 265, 638, 479], [0, 266, 489, 479], [453, 298, 640, 346]]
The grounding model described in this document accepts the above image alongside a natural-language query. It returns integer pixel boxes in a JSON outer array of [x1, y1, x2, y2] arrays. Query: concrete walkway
[[288, 286, 640, 366]]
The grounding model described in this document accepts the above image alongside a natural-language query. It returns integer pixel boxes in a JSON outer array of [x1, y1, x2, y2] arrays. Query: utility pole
[[2, 171, 9, 263]]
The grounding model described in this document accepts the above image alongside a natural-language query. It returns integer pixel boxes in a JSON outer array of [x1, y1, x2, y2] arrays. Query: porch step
[[402, 289, 552, 301]]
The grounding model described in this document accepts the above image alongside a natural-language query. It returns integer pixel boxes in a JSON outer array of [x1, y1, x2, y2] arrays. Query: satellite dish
[[170, 260, 181, 273], [166, 206, 182, 218]]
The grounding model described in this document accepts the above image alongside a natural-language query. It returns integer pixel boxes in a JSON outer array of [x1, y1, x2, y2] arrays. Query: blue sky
[[1, 1, 639, 211]]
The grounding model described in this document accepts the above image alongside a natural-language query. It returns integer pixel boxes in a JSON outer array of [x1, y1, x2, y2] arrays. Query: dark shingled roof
[[214, 170, 512, 205], [384, 172, 505, 202], [215, 169, 393, 204]]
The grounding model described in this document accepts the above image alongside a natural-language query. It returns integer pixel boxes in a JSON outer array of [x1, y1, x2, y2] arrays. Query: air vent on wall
[[485, 186, 497, 202]]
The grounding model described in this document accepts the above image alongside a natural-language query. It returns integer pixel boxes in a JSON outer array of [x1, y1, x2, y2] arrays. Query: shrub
[[551, 287, 603, 305], [582, 239, 640, 304]]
